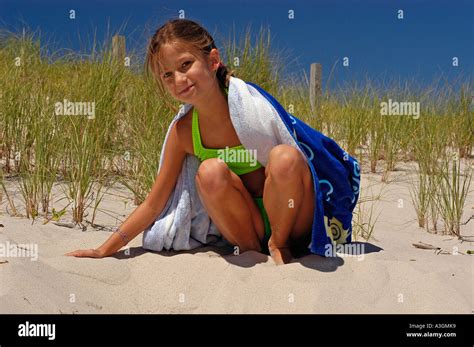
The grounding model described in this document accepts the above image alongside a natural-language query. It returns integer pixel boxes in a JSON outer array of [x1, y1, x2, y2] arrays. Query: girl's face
[[158, 43, 220, 103]]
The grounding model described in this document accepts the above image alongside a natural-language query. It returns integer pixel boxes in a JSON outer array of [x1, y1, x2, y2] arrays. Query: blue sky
[[1, 0, 472, 90]]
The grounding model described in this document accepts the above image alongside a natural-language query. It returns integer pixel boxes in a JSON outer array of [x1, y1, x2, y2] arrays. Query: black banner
[[0, 314, 472, 346]]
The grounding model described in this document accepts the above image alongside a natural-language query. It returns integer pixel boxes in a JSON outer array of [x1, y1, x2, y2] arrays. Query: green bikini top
[[191, 87, 263, 176]]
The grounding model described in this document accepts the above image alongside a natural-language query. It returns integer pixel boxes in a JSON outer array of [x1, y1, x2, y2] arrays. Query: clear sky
[[1, 0, 472, 90]]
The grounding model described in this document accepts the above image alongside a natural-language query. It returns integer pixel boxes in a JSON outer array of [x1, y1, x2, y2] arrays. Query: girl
[[66, 18, 315, 264]]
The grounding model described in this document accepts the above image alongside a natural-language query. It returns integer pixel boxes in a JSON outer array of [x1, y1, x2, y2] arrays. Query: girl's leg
[[195, 158, 265, 252], [263, 144, 315, 264]]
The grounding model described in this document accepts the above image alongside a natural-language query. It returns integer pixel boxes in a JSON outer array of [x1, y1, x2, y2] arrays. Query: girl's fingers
[[65, 249, 98, 258], [65, 250, 82, 257]]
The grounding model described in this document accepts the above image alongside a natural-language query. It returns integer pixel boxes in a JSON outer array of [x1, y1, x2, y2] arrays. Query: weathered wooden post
[[310, 62, 322, 116], [112, 35, 126, 64]]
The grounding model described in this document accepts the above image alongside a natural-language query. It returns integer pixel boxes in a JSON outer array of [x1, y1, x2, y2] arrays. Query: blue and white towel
[[142, 76, 360, 256]]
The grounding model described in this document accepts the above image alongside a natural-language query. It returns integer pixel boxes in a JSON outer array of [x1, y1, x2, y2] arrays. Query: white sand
[[1, 162, 473, 313]]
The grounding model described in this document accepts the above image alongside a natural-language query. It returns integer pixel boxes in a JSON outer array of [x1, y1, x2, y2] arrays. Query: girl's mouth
[[179, 84, 195, 95]]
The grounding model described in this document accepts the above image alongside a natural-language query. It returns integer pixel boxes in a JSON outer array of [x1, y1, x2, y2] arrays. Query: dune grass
[[0, 28, 472, 240]]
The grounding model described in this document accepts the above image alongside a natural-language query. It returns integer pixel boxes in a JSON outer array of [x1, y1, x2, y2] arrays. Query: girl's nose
[[175, 70, 188, 84]]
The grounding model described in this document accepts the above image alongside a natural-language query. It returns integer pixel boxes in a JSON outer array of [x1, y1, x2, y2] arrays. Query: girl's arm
[[66, 122, 187, 258]]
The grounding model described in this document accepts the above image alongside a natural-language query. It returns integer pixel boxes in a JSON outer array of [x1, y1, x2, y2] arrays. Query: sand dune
[[1, 166, 473, 314]]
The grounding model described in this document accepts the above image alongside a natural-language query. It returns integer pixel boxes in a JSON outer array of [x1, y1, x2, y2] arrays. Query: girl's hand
[[65, 249, 105, 258]]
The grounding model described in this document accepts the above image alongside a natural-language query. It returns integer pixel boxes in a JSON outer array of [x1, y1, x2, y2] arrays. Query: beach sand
[[1, 162, 473, 314]]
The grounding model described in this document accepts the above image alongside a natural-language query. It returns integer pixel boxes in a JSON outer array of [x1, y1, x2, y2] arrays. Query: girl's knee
[[195, 158, 231, 193], [266, 145, 306, 180]]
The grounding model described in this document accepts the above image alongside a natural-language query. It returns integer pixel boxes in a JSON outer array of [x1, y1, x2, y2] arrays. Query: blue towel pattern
[[247, 82, 361, 256]]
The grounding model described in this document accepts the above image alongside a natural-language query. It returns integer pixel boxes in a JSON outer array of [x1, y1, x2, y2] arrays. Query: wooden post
[[112, 35, 126, 64], [310, 62, 322, 116]]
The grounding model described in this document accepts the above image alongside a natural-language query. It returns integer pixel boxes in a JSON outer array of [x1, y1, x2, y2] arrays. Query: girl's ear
[[208, 48, 220, 71]]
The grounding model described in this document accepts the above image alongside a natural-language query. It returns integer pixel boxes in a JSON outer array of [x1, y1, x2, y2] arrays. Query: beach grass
[[0, 28, 472, 240]]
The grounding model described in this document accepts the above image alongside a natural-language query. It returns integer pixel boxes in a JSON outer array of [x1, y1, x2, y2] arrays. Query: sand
[[0, 162, 473, 314]]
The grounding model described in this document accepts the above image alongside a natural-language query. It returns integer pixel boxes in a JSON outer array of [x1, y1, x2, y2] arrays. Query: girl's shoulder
[[175, 106, 194, 155]]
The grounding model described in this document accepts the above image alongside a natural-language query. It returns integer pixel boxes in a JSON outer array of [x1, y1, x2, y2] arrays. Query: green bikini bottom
[[253, 197, 272, 252]]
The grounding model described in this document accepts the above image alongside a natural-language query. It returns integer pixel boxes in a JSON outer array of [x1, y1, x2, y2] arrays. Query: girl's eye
[[163, 61, 191, 79]]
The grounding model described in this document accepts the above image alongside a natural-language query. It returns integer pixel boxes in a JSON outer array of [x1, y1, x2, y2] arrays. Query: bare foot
[[268, 238, 293, 265]]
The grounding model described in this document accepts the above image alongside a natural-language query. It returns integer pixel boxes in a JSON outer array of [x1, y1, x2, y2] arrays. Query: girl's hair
[[145, 19, 235, 108]]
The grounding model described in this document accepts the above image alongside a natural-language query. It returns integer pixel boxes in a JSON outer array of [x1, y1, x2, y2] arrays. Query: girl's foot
[[268, 238, 293, 265]]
